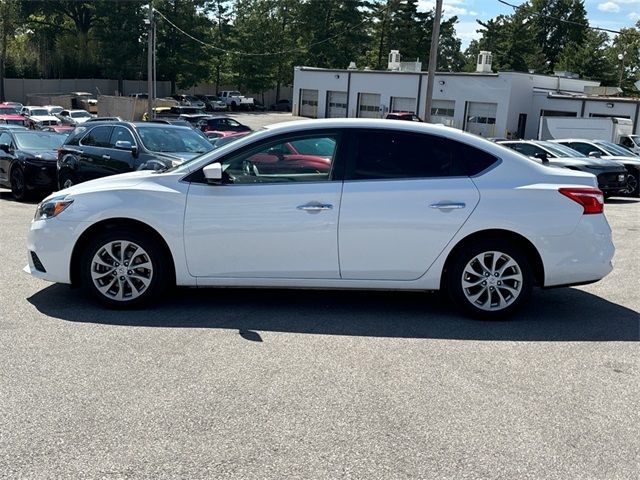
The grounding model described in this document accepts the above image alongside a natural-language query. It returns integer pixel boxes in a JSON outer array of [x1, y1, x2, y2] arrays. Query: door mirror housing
[[533, 152, 549, 163], [115, 140, 133, 150], [203, 163, 222, 183], [0, 143, 10, 153], [588, 151, 602, 158]]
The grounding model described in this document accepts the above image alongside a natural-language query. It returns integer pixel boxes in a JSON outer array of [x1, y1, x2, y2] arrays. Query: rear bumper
[[538, 214, 614, 287]]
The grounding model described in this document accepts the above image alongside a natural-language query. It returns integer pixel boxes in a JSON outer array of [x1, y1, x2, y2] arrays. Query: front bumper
[[24, 217, 87, 284]]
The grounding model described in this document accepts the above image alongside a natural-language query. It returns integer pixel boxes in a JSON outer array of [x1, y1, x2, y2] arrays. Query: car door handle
[[297, 203, 333, 212], [429, 202, 466, 210], [102, 155, 111, 160]]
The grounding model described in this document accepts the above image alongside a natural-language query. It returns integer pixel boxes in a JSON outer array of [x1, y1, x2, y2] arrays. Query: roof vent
[[347, 61, 357, 70], [476, 51, 492, 73], [388, 50, 401, 71]]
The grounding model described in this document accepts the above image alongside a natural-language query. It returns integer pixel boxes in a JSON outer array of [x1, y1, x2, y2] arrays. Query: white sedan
[[25, 119, 614, 318]]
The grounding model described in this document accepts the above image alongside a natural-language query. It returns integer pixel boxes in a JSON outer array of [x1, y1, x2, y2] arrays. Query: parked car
[[171, 94, 206, 110], [551, 139, 640, 197], [385, 112, 422, 122], [198, 117, 251, 133], [56, 121, 214, 189], [0, 102, 22, 113], [219, 90, 255, 110], [195, 95, 227, 112], [85, 116, 122, 123], [0, 125, 28, 131], [209, 131, 251, 148], [43, 105, 64, 116], [69, 92, 98, 114], [56, 109, 93, 126], [0, 130, 66, 200], [40, 125, 76, 134], [270, 99, 292, 112], [28, 119, 613, 318], [618, 134, 640, 155], [20, 106, 61, 129], [0, 106, 27, 127], [499, 140, 629, 197], [128, 93, 148, 99]]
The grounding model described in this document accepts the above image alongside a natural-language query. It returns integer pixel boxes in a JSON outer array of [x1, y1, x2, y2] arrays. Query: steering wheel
[[241, 160, 259, 176]]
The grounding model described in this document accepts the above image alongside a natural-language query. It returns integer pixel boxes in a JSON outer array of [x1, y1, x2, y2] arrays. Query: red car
[[247, 137, 334, 174], [0, 106, 26, 127]]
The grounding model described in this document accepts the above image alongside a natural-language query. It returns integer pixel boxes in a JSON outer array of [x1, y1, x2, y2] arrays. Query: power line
[[153, 3, 391, 57], [497, 0, 623, 35]]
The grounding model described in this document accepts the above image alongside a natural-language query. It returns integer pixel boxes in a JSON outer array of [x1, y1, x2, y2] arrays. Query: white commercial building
[[292, 52, 640, 139]]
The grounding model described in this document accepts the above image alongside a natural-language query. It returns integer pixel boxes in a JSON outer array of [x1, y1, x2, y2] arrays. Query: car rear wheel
[[80, 229, 169, 308], [447, 239, 533, 319]]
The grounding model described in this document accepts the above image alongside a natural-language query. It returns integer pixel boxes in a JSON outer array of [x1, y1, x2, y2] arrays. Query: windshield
[[5, 119, 25, 126], [229, 91, 241, 96], [14, 132, 65, 150], [595, 140, 637, 156], [71, 111, 91, 118], [538, 141, 585, 158], [48, 107, 63, 114], [136, 126, 214, 154], [0, 107, 18, 115], [30, 109, 49, 116]]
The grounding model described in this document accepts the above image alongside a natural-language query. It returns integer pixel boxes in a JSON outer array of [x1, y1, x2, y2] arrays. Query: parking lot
[[0, 113, 638, 479]]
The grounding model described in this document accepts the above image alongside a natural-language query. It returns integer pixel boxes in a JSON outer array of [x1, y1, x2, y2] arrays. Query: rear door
[[338, 129, 494, 280], [77, 125, 114, 181], [0, 132, 14, 184]]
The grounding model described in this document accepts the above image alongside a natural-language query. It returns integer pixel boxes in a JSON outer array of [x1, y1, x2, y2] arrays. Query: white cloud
[[418, 0, 477, 16], [598, 2, 621, 12], [629, 11, 640, 19]]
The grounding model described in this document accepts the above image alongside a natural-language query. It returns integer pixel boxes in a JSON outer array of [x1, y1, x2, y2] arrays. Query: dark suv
[[57, 121, 214, 188]]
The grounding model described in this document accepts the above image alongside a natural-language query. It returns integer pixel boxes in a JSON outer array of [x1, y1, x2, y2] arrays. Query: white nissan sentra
[[25, 119, 614, 318]]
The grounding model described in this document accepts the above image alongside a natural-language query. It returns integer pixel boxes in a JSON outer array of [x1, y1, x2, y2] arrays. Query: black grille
[[597, 172, 627, 188], [30, 251, 46, 273]]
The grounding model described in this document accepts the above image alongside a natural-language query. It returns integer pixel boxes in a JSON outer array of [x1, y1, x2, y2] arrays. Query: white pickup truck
[[219, 91, 255, 110]]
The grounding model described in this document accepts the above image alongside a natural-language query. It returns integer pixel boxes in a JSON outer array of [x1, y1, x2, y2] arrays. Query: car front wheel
[[10, 166, 28, 201], [447, 239, 533, 319], [80, 229, 169, 308]]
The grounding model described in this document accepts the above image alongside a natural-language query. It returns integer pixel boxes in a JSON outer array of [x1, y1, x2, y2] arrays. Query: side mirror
[[588, 151, 602, 158], [115, 140, 133, 150], [0, 144, 10, 153], [533, 152, 549, 163], [203, 163, 222, 183]]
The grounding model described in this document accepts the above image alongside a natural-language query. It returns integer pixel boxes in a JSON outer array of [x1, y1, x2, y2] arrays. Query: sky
[[417, 0, 640, 48]]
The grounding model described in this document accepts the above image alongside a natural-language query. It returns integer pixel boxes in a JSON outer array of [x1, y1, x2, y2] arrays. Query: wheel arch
[[70, 217, 176, 287], [440, 229, 545, 290]]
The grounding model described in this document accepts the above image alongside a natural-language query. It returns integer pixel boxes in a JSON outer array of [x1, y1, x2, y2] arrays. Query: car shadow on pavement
[[27, 285, 639, 342], [605, 198, 640, 204]]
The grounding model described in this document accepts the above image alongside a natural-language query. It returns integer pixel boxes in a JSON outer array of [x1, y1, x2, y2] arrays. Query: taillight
[[559, 187, 604, 214]]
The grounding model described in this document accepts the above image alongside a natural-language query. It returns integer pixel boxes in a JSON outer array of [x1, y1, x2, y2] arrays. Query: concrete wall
[[3, 78, 172, 104], [96, 95, 177, 121], [177, 84, 293, 108]]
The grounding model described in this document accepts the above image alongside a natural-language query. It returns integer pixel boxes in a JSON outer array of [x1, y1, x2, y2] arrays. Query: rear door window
[[81, 126, 113, 147], [348, 130, 497, 180]]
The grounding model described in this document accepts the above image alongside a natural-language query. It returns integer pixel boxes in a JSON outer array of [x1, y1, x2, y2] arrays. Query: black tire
[[80, 228, 170, 308], [446, 239, 534, 320], [10, 166, 29, 201], [58, 169, 77, 190]]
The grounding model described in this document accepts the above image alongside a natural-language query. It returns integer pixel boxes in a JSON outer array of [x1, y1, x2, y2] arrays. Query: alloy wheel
[[90, 240, 153, 301], [461, 251, 524, 312]]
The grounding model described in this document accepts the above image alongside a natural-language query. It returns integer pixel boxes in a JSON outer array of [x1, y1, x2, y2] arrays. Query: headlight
[[34, 195, 73, 220]]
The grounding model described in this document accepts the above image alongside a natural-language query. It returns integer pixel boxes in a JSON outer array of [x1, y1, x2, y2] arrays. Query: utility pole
[[147, 1, 154, 121], [423, 0, 442, 123]]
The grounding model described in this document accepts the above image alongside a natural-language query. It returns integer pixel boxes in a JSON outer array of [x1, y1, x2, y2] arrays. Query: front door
[[184, 132, 343, 278], [77, 125, 114, 182]]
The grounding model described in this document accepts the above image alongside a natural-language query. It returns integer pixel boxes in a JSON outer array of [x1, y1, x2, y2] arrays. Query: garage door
[[300, 89, 318, 118], [465, 102, 497, 137], [431, 100, 455, 126], [327, 91, 347, 118], [391, 97, 416, 113], [358, 93, 381, 118]]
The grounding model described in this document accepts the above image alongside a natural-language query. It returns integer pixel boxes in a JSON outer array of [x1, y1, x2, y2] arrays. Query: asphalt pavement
[[0, 114, 638, 479]]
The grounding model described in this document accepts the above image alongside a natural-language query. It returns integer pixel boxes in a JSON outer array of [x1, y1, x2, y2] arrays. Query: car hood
[[20, 149, 58, 161], [29, 115, 59, 122], [55, 170, 156, 198], [601, 155, 640, 166]]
